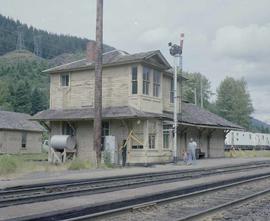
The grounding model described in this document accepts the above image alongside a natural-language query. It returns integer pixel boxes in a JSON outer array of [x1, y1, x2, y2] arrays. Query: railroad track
[[8, 170, 270, 221], [1, 161, 270, 208]]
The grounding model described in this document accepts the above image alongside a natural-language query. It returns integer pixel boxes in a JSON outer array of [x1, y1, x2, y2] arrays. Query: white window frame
[[60, 73, 70, 87], [163, 125, 171, 149], [153, 70, 161, 97], [131, 66, 138, 95], [143, 67, 150, 95], [148, 134, 156, 149], [101, 121, 110, 150]]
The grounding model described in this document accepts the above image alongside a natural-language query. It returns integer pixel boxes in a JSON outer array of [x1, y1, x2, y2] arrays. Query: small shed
[[0, 111, 44, 154]]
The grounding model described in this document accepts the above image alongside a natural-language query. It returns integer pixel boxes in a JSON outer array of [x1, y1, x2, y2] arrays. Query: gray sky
[[1, 0, 270, 122]]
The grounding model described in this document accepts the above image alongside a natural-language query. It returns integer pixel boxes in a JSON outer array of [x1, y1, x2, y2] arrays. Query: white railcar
[[225, 131, 270, 149]]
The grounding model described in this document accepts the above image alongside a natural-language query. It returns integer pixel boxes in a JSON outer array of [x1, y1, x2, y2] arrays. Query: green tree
[[216, 77, 254, 129], [0, 80, 12, 110], [10, 80, 32, 113], [31, 88, 47, 115], [182, 72, 213, 109]]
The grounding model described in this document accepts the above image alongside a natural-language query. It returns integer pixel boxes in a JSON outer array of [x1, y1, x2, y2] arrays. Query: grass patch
[[225, 150, 270, 158], [68, 159, 93, 170], [0, 155, 20, 175], [15, 153, 47, 161], [0, 153, 65, 177], [0, 152, 115, 178]]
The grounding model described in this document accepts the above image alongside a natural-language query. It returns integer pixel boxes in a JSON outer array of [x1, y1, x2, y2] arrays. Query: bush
[[0, 155, 19, 175], [68, 159, 92, 170]]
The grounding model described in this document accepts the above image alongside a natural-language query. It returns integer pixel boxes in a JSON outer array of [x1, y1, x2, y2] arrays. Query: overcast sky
[[1, 0, 270, 122]]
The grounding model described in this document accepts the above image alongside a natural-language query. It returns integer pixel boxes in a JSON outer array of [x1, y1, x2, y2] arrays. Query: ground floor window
[[21, 132, 27, 148], [149, 134, 156, 149], [102, 121, 110, 150], [62, 122, 75, 136], [163, 125, 171, 149], [131, 120, 144, 149], [131, 132, 144, 149], [132, 144, 143, 149]]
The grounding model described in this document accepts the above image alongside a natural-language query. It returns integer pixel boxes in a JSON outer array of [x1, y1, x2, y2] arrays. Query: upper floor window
[[143, 67, 150, 95], [170, 78, 174, 103], [61, 74, 69, 87], [153, 70, 161, 97], [131, 66, 138, 94]]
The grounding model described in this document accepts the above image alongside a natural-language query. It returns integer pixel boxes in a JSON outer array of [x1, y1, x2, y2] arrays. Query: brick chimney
[[86, 41, 96, 62]]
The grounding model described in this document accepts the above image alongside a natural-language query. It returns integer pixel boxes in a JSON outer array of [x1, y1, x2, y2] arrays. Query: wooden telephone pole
[[94, 0, 103, 167]]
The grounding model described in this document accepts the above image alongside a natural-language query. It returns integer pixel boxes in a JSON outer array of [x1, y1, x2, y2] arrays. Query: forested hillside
[[250, 117, 270, 133], [0, 14, 115, 115], [0, 14, 114, 58], [0, 50, 49, 114]]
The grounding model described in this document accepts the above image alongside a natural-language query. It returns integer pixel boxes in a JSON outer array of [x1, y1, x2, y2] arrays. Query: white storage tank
[[50, 135, 76, 150]]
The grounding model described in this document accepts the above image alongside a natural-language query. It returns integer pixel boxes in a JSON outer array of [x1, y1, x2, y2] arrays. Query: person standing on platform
[[187, 138, 197, 165]]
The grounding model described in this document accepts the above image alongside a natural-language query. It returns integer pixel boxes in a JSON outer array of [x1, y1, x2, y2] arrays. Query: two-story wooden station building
[[33, 44, 241, 165]]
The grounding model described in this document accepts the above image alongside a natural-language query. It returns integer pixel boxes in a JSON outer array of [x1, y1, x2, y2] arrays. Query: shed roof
[[0, 111, 44, 132], [32, 104, 242, 130], [181, 103, 242, 129], [44, 50, 171, 73], [32, 106, 160, 121]]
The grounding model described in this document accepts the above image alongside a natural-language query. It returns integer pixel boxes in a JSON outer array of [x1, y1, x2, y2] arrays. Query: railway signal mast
[[168, 33, 184, 163]]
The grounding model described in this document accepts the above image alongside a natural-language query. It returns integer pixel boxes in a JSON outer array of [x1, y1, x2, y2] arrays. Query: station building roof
[[32, 103, 242, 130]]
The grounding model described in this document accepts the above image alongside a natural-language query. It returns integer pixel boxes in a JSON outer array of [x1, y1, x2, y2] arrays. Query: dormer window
[[143, 67, 150, 95], [153, 70, 160, 97], [61, 74, 69, 87]]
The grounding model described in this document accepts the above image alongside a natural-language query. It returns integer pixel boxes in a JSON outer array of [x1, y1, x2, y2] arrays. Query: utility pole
[[194, 88, 197, 105], [34, 35, 42, 57], [16, 26, 25, 51], [168, 33, 184, 163], [94, 0, 103, 167], [200, 74, 203, 108]]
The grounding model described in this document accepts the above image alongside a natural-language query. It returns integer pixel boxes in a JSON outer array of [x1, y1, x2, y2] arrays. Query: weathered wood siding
[[127, 119, 172, 164], [178, 127, 225, 158], [50, 64, 181, 115], [50, 65, 130, 109], [0, 130, 42, 154], [209, 130, 225, 157], [50, 121, 95, 161]]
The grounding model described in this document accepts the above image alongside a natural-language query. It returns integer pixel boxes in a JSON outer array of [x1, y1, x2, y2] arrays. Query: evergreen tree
[[0, 80, 12, 110], [216, 77, 254, 129], [31, 88, 47, 115], [0, 14, 114, 58], [10, 80, 32, 113]]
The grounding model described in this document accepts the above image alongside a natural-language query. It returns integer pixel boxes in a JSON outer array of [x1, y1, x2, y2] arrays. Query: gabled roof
[[32, 104, 242, 130], [44, 50, 171, 73], [0, 111, 44, 132]]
